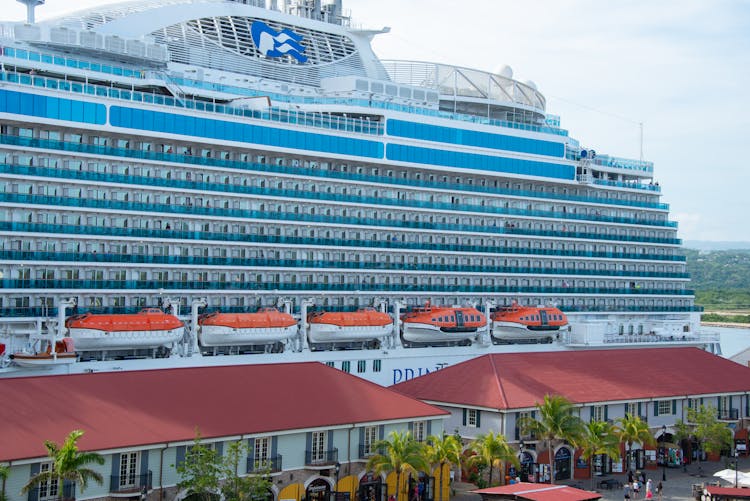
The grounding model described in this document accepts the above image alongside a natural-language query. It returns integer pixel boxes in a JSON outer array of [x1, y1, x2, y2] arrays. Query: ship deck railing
[[0, 191, 683, 245], [0, 132, 670, 211], [0, 250, 692, 279], [0, 157, 677, 229], [562, 332, 720, 346], [0, 71, 383, 136]]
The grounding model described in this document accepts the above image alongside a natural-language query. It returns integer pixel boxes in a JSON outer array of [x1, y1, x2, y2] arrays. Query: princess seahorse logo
[[251, 21, 308, 63]]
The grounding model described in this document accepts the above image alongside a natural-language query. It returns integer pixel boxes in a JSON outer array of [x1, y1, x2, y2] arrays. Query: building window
[[658, 400, 673, 416], [119, 452, 139, 489], [626, 403, 638, 417], [311, 431, 327, 463], [363, 426, 377, 456], [341, 361, 350, 373], [254, 437, 270, 468], [687, 398, 699, 410], [373, 360, 381, 372], [38, 463, 59, 500], [467, 409, 479, 427], [325, 362, 334, 368], [357, 360, 366, 373], [591, 406, 605, 422], [413, 421, 426, 442]]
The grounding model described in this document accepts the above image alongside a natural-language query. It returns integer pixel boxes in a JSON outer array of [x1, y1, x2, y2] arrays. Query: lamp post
[[661, 425, 667, 482], [735, 449, 739, 488], [519, 440, 525, 482]]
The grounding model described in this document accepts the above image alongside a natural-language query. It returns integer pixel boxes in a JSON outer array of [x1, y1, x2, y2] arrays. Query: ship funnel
[[17, 0, 44, 24]]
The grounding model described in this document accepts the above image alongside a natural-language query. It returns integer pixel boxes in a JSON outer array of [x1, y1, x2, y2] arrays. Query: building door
[[306, 478, 331, 501], [554, 448, 572, 481]]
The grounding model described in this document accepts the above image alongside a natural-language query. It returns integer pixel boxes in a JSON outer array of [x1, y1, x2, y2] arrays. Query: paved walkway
[[451, 457, 750, 501]]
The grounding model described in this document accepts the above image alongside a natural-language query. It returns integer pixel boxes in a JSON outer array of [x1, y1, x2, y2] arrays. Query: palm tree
[[615, 413, 654, 473], [21, 430, 104, 500], [366, 431, 428, 501], [518, 395, 584, 484], [0, 463, 9, 501], [425, 434, 461, 501], [467, 431, 518, 487], [579, 421, 620, 489]]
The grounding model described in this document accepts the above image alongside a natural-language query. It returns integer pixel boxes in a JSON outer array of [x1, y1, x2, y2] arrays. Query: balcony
[[110, 471, 152, 496], [639, 415, 649, 424], [718, 409, 739, 421], [28, 483, 75, 501], [305, 448, 338, 467], [358, 444, 384, 459], [246, 455, 282, 474]]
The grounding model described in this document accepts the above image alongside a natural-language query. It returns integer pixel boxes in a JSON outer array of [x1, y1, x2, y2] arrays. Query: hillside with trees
[[685, 249, 750, 322]]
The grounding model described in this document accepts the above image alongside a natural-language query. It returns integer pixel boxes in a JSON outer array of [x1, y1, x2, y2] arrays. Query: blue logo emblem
[[251, 21, 308, 63]]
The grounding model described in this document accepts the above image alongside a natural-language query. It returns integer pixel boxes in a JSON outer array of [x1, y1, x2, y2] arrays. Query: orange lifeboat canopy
[[66, 308, 185, 332], [491, 305, 568, 327], [402, 305, 486, 328], [199, 308, 296, 329], [307, 308, 392, 327]]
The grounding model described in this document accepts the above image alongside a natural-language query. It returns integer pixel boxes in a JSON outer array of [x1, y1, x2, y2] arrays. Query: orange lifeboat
[[490, 302, 568, 343], [401, 302, 487, 345], [307, 308, 392, 344], [65, 308, 185, 351], [12, 337, 77, 368], [198, 308, 298, 347]]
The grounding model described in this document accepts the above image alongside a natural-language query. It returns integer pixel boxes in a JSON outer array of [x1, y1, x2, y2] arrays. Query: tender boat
[[401, 303, 488, 346], [12, 338, 77, 368], [491, 303, 568, 343], [65, 308, 185, 351], [307, 308, 393, 344], [198, 309, 298, 347]]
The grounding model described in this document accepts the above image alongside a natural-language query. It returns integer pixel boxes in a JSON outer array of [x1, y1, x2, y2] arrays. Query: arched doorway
[[554, 447, 572, 481], [518, 452, 535, 482], [358, 472, 385, 501], [407, 472, 434, 501], [306, 478, 332, 501]]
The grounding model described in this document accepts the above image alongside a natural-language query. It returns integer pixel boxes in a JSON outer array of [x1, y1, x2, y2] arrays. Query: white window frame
[[254, 437, 270, 469], [625, 403, 638, 417], [119, 451, 139, 489], [38, 462, 59, 501], [591, 406, 604, 422], [363, 426, 378, 456], [658, 400, 672, 416], [311, 431, 327, 463], [467, 409, 478, 428], [413, 421, 426, 442]]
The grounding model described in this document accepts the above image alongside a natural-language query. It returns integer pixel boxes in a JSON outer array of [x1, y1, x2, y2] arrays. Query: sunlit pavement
[[451, 457, 750, 501]]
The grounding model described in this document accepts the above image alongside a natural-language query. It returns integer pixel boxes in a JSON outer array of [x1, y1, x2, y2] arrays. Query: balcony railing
[[109, 471, 152, 494], [718, 409, 740, 421], [305, 449, 338, 466], [358, 444, 385, 459], [28, 483, 75, 500], [246, 455, 282, 474]]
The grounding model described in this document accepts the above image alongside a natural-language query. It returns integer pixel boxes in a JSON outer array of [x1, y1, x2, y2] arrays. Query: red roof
[[392, 348, 750, 409], [473, 482, 601, 500], [0, 363, 447, 462], [705, 485, 750, 498]]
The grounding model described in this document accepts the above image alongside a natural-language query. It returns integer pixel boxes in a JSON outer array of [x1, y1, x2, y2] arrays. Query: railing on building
[[305, 449, 338, 466], [246, 455, 282, 474], [109, 471, 152, 494], [718, 409, 740, 421]]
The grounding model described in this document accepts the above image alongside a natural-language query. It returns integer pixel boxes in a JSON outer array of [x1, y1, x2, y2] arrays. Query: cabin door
[[454, 310, 464, 327], [539, 310, 548, 326]]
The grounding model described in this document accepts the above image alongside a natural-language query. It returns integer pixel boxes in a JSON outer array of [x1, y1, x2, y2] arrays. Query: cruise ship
[[0, 0, 717, 385]]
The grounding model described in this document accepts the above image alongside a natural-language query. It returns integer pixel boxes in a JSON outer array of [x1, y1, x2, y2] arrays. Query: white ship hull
[[12, 354, 78, 369], [402, 323, 486, 344], [308, 323, 393, 343], [200, 325, 298, 346], [70, 327, 185, 351]]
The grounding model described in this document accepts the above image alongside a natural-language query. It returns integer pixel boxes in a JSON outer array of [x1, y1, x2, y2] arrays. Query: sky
[[5, 0, 750, 243]]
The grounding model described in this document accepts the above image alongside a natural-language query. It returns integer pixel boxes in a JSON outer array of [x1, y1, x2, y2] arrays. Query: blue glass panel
[[0, 89, 106, 125]]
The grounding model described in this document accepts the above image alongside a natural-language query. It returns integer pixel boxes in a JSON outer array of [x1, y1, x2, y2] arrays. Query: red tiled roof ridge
[[488, 354, 508, 409]]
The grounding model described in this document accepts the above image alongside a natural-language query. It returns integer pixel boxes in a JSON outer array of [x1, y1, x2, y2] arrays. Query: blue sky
[[6, 0, 750, 242]]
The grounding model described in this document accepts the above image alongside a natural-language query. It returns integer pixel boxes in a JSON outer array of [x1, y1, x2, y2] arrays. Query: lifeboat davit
[[401, 302, 487, 345], [491, 302, 568, 343], [65, 308, 185, 351], [198, 308, 298, 346], [12, 338, 77, 368], [307, 308, 392, 344]]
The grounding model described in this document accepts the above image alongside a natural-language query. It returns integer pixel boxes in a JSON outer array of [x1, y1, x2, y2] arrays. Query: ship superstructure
[[0, 0, 713, 381]]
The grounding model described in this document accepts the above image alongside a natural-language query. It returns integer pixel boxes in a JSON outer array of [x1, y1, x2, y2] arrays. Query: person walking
[[655, 481, 663, 501], [645, 478, 653, 499], [632, 479, 640, 499], [623, 482, 631, 500]]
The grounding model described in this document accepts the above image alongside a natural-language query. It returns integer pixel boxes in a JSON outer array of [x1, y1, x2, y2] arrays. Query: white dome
[[493, 64, 513, 79], [524, 80, 538, 90]]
